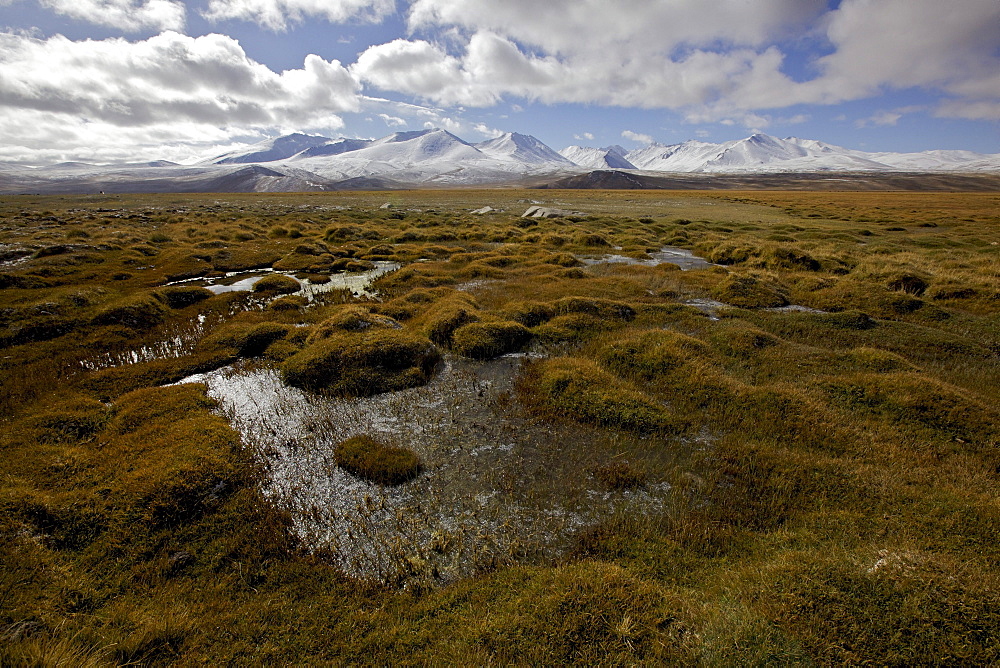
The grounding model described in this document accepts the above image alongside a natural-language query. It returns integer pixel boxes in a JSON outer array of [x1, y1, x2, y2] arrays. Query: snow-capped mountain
[[475, 132, 574, 165], [1, 129, 997, 194], [559, 146, 637, 169], [208, 133, 333, 165], [619, 133, 1000, 173]]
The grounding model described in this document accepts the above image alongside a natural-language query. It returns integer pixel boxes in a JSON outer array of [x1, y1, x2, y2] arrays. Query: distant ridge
[[2, 129, 997, 194]]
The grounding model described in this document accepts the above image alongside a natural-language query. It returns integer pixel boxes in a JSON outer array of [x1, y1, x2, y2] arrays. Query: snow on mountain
[[350, 129, 482, 164], [474, 132, 574, 165], [620, 134, 1000, 173], [208, 133, 332, 165], [559, 146, 637, 169], [4, 130, 997, 195], [287, 129, 579, 185], [294, 138, 374, 159]]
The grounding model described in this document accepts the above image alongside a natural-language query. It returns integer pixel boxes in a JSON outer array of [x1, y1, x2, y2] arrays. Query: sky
[[0, 0, 998, 166]]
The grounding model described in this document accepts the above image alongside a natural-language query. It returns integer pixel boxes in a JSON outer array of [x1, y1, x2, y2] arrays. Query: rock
[[379, 202, 394, 209], [470, 206, 494, 214], [521, 206, 584, 219]]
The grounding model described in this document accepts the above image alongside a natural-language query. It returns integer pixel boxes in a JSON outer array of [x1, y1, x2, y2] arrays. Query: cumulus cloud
[[377, 113, 406, 126], [408, 0, 826, 55], [816, 0, 999, 97], [0, 31, 362, 163], [387, 0, 999, 121], [0, 31, 360, 125], [203, 0, 395, 31], [39, 0, 185, 32], [621, 130, 653, 144], [574, 132, 594, 141], [473, 123, 501, 138]]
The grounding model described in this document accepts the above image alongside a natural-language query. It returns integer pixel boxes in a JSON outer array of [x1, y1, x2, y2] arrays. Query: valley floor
[[1, 189, 998, 664]]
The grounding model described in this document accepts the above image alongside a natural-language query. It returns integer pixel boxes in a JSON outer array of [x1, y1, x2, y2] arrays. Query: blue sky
[[0, 0, 997, 165]]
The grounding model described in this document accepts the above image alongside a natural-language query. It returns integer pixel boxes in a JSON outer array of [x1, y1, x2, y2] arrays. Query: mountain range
[[1, 129, 998, 194]]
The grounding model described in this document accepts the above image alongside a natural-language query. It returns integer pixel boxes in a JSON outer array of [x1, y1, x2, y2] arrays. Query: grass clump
[[307, 306, 401, 343], [824, 372, 999, 445], [202, 321, 290, 357], [92, 293, 170, 329], [282, 329, 440, 395], [267, 294, 308, 311], [421, 294, 481, 345], [600, 329, 712, 378], [155, 285, 214, 309], [333, 435, 422, 485], [251, 274, 300, 295], [712, 274, 788, 308], [554, 296, 636, 321], [591, 461, 646, 490], [529, 357, 677, 432], [451, 320, 532, 359]]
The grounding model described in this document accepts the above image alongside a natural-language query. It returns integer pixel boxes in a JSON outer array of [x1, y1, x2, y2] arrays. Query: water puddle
[[578, 246, 715, 270], [81, 263, 401, 372], [684, 299, 825, 319], [170, 262, 400, 301], [180, 354, 680, 588]]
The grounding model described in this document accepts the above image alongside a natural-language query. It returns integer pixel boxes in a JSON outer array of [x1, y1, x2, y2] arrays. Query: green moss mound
[[307, 306, 401, 343], [282, 330, 440, 396], [267, 295, 308, 311], [92, 293, 170, 329], [712, 274, 788, 309], [334, 435, 421, 485], [600, 329, 712, 378], [202, 321, 290, 357], [154, 285, 214, 309], [554, 297, 636, 321], [423, 295, 481, 345], [251, 274, 300, 295], [451, 321, 532, 360], [532, 357, 676, 432], [502, 300, 556, 327], [824, 372, 1000, 445]]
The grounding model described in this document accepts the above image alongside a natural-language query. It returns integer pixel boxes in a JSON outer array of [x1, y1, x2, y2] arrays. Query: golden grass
[[1, 189, 999, 663]]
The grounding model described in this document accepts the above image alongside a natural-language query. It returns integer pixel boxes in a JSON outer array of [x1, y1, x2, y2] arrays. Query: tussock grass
[[251, 273, 300, 295], [2, 190, 1000, 663], [333, 435, 422, 485], [526, 357, 678, 432], [282, 329, 439, 395], [451, 320, 531, 359]]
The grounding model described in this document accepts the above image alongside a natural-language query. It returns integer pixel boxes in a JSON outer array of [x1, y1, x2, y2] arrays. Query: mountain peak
[[474, 132, 572, 165], [210, 132, 331, 165]]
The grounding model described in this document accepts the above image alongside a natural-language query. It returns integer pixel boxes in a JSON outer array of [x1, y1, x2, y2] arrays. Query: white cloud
[[855, 106, 925, 128], [409, 0, 826, 55], [815, 0, 999, 97], [935, 99, 1000, 121], [39, 0, 185, 32], [574, 132, 594, 141], [621, 130, 653, 144], [0, 31, 361, 164], [390, 0, 998, 123], [473, 123, 501, 138], [377, 113, 406, 127], [203, 0, 395, 30], [352, 39, 476, 103]]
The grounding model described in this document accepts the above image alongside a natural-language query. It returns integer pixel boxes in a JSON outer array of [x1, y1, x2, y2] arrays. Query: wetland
[[1, 189, 998, 664]]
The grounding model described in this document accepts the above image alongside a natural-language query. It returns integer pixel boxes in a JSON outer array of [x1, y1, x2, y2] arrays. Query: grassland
[[1, 189, 998, 664]]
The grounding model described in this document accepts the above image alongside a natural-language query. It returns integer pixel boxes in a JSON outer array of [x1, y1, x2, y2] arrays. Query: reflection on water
[[176, 261, 401, 300], [82, 263, 400, 371], [180, 354, 681, 588], [578, 246, 715, 270]]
